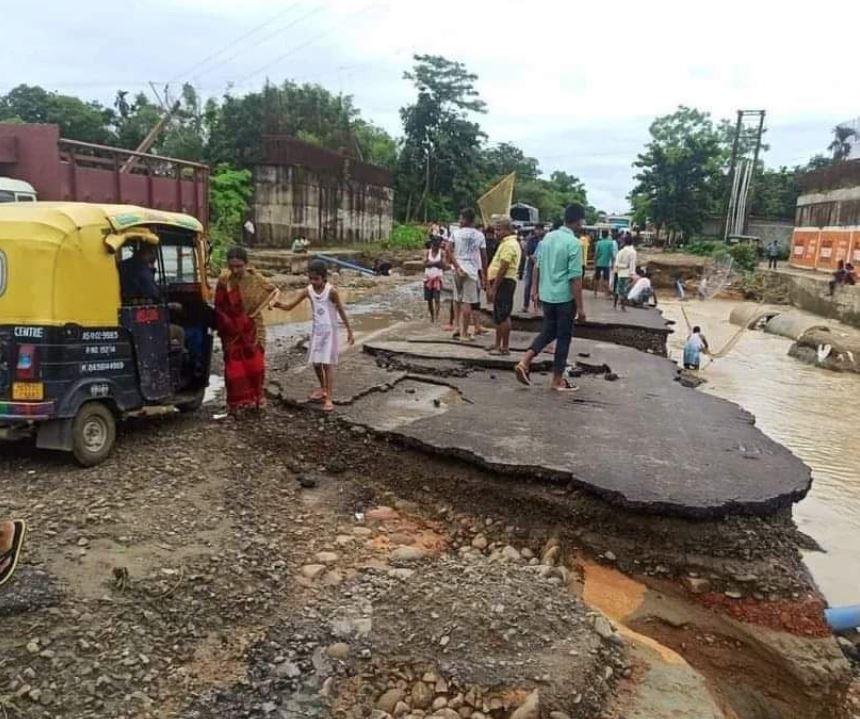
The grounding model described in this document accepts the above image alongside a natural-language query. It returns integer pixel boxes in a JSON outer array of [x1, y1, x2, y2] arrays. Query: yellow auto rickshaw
[[0, 202, 213, 465]]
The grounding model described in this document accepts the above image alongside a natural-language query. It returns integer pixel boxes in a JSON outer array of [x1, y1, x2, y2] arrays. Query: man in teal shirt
[[593, 231, 615, 297], [514, 203, 586, 390]]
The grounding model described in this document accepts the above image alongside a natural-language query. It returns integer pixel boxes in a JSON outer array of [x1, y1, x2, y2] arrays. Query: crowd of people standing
[[433, 205, 661, 388]]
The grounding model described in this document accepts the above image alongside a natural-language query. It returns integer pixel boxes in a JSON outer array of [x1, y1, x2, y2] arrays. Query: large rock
[[391, 546, 428, 564], [377, 689, 405, 714], [411, 681, 434, 709], [300, 564, 326, 580], [509, 690, 539, 719]]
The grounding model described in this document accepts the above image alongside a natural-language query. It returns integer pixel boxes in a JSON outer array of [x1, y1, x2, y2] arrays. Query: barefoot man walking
[[514, 203, 586, 390]]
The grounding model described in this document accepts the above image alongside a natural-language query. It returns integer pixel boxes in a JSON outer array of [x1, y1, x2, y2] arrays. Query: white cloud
[[4, 0, 858, 209]]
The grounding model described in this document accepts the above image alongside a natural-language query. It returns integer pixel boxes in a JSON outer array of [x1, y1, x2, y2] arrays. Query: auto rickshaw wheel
[[71, 402, 116, 467]]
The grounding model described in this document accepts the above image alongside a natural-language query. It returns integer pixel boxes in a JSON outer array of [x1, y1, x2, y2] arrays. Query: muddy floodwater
[[661, 298, 860, 606]]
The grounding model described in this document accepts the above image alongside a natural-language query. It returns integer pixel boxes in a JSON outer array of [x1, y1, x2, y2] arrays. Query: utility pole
[[119, 83, 179, 173], [722, 109, 766, 241], [721, 111, 743, 242], [743, 110, 767, 235]]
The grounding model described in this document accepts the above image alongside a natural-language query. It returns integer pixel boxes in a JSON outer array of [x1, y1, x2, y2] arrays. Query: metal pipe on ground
[[312, 254, 377, 276]]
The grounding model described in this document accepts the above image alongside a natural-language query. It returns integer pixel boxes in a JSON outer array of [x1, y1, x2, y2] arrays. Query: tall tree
[[481, 142, 540, 180], [0, 84, 114, 144], [396, 55, 487, 221], [747, 167, 800, 220], [630, 106, 724, 239], [205, 81, 395, 169], [828, 125, 857, 161]]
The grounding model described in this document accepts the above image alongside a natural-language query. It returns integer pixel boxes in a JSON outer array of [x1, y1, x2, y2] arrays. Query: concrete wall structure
[[700, 216, 793, 246], [796, 159, 860, 227], [758, 270, 860, 328], [251, 136, 393, 247]]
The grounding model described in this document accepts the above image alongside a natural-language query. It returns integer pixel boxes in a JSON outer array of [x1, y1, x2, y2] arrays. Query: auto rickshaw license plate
[[12, 382, 44, 401]]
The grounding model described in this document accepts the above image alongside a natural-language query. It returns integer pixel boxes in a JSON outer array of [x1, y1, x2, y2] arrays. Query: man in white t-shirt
[[448, 207, 487, 341], [613, 237, 637, 312], [627, 268, 656, 307]]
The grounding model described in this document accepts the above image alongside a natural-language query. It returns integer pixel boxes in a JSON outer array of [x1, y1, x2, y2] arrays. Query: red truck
[[0, 123, 209, 226]]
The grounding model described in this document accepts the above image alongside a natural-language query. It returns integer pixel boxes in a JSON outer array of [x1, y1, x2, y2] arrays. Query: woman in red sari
[[215, 246, 285, 413]]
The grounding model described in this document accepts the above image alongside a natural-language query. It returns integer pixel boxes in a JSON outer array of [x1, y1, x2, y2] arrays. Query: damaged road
[[271, 327, 812, 517]]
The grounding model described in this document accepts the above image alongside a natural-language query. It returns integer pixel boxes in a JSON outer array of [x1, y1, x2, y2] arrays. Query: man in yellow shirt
[[486, 216, 523, 355], [579, 230, 590, 269]]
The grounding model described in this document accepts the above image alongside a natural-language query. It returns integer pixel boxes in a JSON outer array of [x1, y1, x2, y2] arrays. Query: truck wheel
[[71, 402, 116, 467], [175, 389, 206, 414]]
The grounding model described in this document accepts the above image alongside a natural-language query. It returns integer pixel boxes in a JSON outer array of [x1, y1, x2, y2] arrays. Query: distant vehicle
[[582, 223, 615, 241], [0, 178, 37, 203], [510, 202, 539, 230], [605, 214, 632, 230]]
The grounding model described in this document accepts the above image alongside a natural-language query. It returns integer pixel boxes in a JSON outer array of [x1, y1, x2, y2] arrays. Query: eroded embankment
[[235, 403, 853, 719], [261, 320, 852, 718]]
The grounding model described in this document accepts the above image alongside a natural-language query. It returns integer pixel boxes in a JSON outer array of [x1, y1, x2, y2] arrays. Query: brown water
[[661, 298, 860, 605], [263, 281, 425, 342]]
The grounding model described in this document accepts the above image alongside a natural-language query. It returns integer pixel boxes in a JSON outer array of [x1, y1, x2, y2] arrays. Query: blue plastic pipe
[[312, 254, 377, 276], [825, 605, 860, 632]]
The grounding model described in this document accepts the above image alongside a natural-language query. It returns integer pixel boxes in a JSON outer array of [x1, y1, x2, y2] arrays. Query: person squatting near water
[[279, 260, 355, 413], [627, 267, 657, 307], [486, 216, 522, 355], [514, 203, 586, 391], [215, 246, 295, 416]]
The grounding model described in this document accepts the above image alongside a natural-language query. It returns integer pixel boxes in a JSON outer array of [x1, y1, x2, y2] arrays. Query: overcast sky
[[4, 0, 858, 211]]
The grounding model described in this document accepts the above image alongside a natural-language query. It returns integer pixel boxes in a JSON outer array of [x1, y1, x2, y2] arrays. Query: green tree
[[112, 91, 161, 149], [748, 167, 801, 219], [209, 164, 253, 266], [204, 81, 395, 170], [353, 120, 398, 168], [159, 83, 207, 161], [481, 142, 540, 180], [828, 125, 857, 161], [630, 106, 724, 240], [0, 84, 114, 144], [396, 55, 488, 221]]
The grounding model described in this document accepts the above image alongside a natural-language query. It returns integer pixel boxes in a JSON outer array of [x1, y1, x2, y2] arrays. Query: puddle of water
[[353, 379, 463, 431], [265, 283, 424, 345], [204, 374, 225, 404], [661, 298, 860, 606]]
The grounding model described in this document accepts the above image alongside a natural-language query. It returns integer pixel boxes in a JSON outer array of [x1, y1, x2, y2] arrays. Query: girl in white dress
[[280, 260, 354, 411]]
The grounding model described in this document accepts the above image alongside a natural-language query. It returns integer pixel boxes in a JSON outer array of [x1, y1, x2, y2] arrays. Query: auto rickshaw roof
[[0, 202, 203, 242]]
